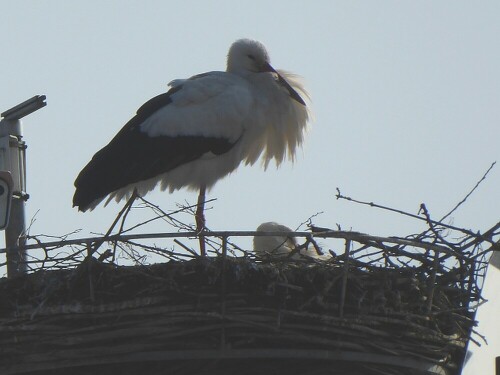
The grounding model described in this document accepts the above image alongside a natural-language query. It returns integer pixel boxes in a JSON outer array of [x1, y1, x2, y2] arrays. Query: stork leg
[[195, 186, 207, 256]]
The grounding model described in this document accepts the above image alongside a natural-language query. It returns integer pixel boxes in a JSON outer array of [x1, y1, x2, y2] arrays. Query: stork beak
[[261, 62, 306, 106]]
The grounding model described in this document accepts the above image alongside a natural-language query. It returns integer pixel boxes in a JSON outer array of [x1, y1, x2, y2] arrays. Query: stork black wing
[[73, 87, 235, 211]]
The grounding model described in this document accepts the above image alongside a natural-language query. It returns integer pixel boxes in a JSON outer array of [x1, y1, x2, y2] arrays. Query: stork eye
[[247, 54, 256, 61]]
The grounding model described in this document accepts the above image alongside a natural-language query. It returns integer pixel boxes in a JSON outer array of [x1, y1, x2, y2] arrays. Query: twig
[[124, 239, 193, 261], [426, 250, 439, 314], [220, 236, 228, 348], [86, 244, 95, 303], [418, 204, 458, 251], [111, 191, 139, 261], [461, 221, 500, 252], [295, 212, 324, 231], [91, 191, 138, 257], [173, 239, 199, 258], [440, 161, 496, 222], [339, 239, 351, 318], [335, 188, 477, 237], [125, 196, 216, 233], [24, 209, 40, 237]]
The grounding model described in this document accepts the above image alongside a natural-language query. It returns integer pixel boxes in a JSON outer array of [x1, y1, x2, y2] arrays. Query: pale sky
[[1, 1, 499, 371]]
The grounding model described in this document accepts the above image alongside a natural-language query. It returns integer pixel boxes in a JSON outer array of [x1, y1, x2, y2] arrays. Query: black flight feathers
[[72, 86, 235, 211]]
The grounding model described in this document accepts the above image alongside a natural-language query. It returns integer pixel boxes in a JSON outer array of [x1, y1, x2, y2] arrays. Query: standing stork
[[73, 38, 311, 255]]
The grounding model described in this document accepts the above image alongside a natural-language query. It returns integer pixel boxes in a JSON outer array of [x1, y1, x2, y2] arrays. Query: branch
[[418, 203, 458, 251], [440, 161, 496, 222], [335, 188, 476, 237], [90, 191, 138, 258]]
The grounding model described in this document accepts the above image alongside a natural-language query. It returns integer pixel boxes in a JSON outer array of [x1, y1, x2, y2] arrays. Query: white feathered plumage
[[73, 39, 311, 254], [253, 222, 326, 260]]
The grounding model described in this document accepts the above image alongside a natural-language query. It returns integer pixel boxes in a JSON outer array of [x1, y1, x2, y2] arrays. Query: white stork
[[73, 39, 311, 255], [253, 222, 326, 260]]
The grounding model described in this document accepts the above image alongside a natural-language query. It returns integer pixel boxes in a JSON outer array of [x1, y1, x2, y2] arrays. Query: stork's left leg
[[195, 186, 206, 256]]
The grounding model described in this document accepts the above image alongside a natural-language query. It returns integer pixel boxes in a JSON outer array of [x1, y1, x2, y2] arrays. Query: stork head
[[226, 39, 306, 106], [227, 39, 274, 74]]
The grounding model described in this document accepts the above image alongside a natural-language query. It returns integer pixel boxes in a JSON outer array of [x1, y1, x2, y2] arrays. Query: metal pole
[[5, 192, 27, 276], [1, 95, 46, 278], [496, 356, 499, 375], [1, 119, 28, 277]]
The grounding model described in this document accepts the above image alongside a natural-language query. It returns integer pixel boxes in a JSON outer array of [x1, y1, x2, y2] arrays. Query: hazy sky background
[[1, 1, 499, 371]]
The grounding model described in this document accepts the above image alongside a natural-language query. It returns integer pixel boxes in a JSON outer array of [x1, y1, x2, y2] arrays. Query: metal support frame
[[0, 95, 46, 277]]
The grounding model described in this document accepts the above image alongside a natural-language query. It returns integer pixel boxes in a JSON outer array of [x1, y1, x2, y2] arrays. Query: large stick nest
[[0, 253, 478, 375], [1, 188, 498, 375]]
